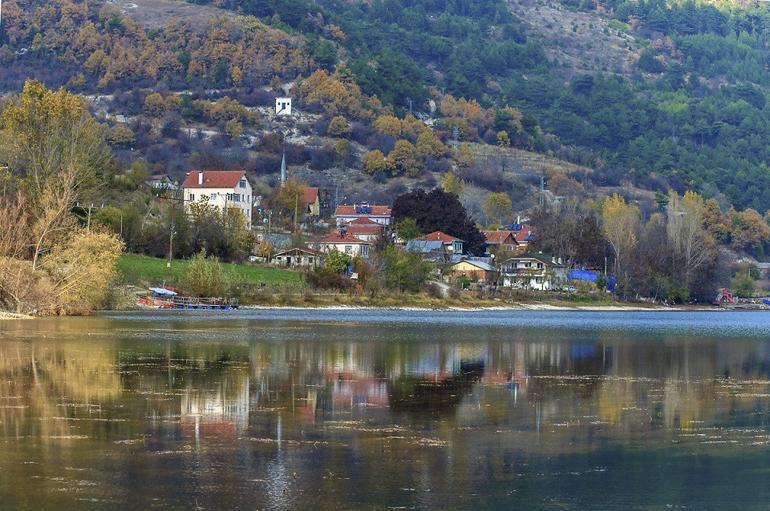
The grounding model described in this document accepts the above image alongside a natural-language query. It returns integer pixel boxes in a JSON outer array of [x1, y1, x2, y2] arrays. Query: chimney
[[198, 172, 203, 185], [517, 215, 520, 224]]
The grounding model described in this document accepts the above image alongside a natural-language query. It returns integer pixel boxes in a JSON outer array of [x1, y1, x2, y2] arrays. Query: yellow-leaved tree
[[483, 192, 513, 226], [361, 150, 387, 175], [0, 81, 124, 315], [666, 190, 713, 290], [601, 194, 639, 292], [41, 230, 124, 315], [441, 172, 464, 195], [0, 79, 111, 202]]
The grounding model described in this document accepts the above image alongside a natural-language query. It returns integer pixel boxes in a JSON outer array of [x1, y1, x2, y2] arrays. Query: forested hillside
[[176, 0, 770, 210], [3, 0, 770, 212]]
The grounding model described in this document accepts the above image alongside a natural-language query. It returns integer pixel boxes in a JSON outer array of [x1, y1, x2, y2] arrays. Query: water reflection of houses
[[186, 337, 770, 441], [180, 373, 251, 441]]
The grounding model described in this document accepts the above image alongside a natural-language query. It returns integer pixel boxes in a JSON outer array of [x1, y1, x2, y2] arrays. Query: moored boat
[[137, 287, 239, 310]]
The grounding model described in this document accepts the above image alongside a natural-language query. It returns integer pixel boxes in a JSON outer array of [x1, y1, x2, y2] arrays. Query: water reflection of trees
[[2, 333, 770, 444], [0, 340, 120, 440]]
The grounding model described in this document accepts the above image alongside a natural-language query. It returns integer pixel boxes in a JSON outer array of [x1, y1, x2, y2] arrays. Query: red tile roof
[[346, 224, 383, 235], [416, 231, 462, 243], [348, 217, 381, 226], [484, 230, 518, 245], [318, 232, 370, 244], [303, 187, 319, 206], [182, 170, 246, 189], [334, 204, 392, 217], [512, 225, 534, 243]]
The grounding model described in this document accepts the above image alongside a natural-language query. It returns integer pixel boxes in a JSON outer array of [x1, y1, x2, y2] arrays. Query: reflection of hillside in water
[[3, 319, 770, 510], [1, 332, 770, 444]]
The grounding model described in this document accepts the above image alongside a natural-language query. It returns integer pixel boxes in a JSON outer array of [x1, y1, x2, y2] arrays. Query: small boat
[[137, 287, 239, 310]]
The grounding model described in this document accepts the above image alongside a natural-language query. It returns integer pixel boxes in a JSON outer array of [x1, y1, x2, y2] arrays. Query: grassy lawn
[[117, 254, 302, 286]]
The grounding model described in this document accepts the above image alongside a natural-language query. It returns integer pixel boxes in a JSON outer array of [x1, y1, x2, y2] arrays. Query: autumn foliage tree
[[0, 80, 111, 202], [483, 192, 513, 225], [387, 140, 422, 177], [361, 150, 387, 175], [666, 191, 714, 291], [601, 194, 640, 293]]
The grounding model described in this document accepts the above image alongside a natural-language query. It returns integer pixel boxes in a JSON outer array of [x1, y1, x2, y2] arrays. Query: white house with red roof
[[182, 170, 253, 229], [308, 231, 371, 258], [334, 202, 392, 226], [344, 217, 384, 242]]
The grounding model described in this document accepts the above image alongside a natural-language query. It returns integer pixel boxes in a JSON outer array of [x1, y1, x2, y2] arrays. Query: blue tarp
[[568, 270, 616, 292]]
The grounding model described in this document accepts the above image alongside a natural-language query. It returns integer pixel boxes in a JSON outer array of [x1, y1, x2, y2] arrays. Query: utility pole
[[334, 183, 341, 212], [539, 176, 545, 208], [167, 219, 175, 271], [280, 132, 287, 185]]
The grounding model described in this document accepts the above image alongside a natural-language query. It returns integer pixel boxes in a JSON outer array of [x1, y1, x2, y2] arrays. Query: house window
[[239, 179, 247, 188], [537, 263, 543, 269], [189, 193, 195, 201], [344, 245, 353, 254], [210, 193, 217, 200], [233, 193, 241, 202], [525, 262, 531, 268]]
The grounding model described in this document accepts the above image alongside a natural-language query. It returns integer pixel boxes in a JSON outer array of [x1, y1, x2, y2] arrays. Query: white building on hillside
[[182, 170, 253, 229], [334, 203, 392, 226]]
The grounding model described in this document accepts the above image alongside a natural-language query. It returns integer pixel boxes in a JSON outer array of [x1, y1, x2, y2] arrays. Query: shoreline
[[237, 303, 718, 312], [0, 311, 33, 320], [3, 302, 753, 319]]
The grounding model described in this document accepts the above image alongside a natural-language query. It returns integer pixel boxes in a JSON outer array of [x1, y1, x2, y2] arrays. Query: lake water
[[2, 309, 770, 510]]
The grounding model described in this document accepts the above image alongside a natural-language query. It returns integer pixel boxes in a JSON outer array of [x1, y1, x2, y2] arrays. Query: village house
[[499, 254, 566, 291], [405, 239, 449, 262], [344, 218, 384, 242], [334, 203, 392, 226], [272, 247, 324, 269], [147, 173, 178, 192], [450, 259, 495, 282], [303, 187, 321, 217], [483, 230, 520, 252], [308, 231, 371, 258], [415, 231, 464, 254], [504, 223, 535, 249], [182, 170, 253, 229]]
